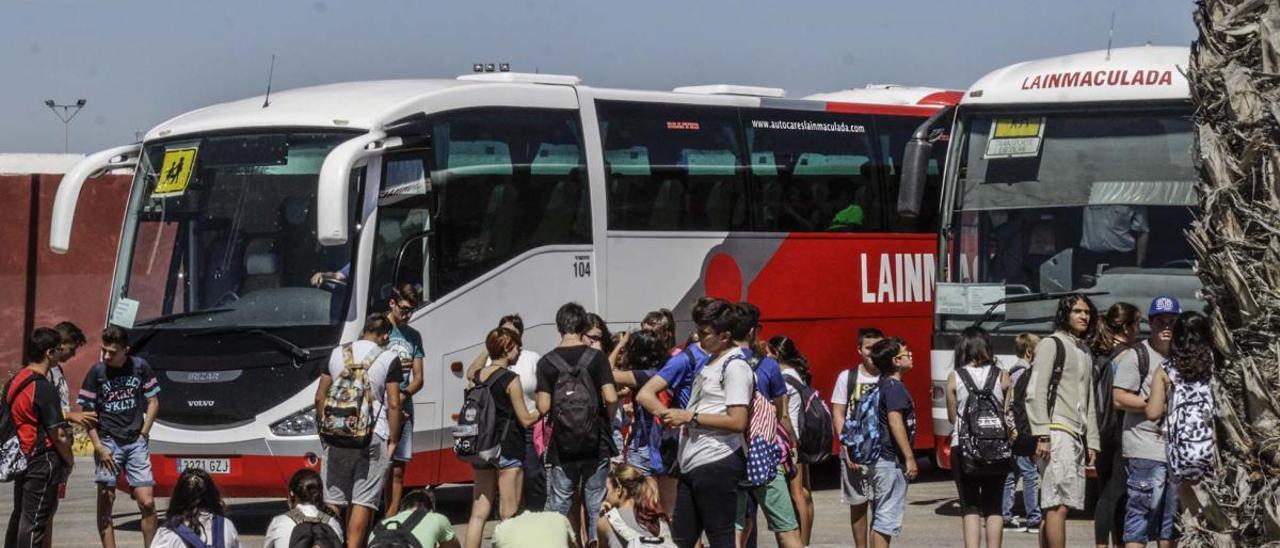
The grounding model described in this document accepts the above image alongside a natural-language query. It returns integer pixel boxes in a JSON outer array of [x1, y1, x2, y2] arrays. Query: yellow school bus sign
[[153, 147, 198, 197]]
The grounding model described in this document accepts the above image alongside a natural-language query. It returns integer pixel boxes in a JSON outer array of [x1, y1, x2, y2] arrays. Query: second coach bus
[[51, 73, 959, 495], [897, 46, 1199, 467]]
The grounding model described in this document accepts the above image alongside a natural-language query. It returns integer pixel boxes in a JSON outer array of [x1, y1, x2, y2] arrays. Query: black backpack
[[1094, 341, 1149, 451], [956, 366, 1012, 475], [1010, 337, 1066, 457], [0, 374, 42, 482], [285, 508, 342, 548], [452, 369, 511, 466], [547, 349, 602, 456], [783, 375, 834, 464], [368, 508, 428, 548]]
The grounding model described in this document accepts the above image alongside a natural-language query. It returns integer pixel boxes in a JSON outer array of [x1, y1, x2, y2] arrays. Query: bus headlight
[[271, 406, 317, 436]]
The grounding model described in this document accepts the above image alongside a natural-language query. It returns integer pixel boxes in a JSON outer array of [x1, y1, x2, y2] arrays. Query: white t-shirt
[[151, 512, 241, 548], [490, 349, 541, 412], [781, 368, 803, 438], [679, 347, 753, 473], [326, 340, 401, 440], [262, 504, 343, 548], [830, 367, 881, 406]]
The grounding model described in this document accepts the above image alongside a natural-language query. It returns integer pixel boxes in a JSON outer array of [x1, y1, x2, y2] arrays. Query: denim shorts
[[94, 437, 154, 488], [869, 457, 908, 537], [393, 418, 414, 462], [1124, 458, 1178, 543]]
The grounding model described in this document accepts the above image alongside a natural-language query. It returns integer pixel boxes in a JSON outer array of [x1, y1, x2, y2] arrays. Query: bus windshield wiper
[[183, 327, 313, 361], [134, 308, 235, 327], [970, 290, 1108, 329]]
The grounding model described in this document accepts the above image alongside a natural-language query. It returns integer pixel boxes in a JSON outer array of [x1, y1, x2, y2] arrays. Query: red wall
[[2, 173, 131, 399]]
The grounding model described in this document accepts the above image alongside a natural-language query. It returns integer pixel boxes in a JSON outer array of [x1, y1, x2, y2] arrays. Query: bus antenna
[[262, 55, 276, 108], [1106, 10, 1116, 60]]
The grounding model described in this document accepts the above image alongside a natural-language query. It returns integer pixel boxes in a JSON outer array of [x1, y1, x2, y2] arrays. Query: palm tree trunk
[[1188, 0, 1280, 545]]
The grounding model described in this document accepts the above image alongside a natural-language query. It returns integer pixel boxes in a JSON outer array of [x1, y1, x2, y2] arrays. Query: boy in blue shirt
[[865, 337, 917, 546]]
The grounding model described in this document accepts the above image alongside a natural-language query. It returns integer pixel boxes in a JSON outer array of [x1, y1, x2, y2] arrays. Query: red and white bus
[[51, 74, 959, 495], [897, 46, 1198, 468]]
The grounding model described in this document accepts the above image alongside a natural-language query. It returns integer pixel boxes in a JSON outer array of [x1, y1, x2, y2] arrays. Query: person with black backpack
[[1088, 302, 1141, 548], [535, 302, 619, 548], [1002, 333, 1043, 535], [263, 469, 343, 548], [370, 489, 460, 548], [460, 327, 541, 548], [945, 327, 1013, 548], [3, 328, 74, 548], [1026, 295, 1101, 548], [767, 335, 830, 548], [1112, 298, 1179, 548]]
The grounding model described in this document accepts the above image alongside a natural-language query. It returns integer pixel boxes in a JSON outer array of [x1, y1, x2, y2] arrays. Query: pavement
[[1, 457, 1092, 546]]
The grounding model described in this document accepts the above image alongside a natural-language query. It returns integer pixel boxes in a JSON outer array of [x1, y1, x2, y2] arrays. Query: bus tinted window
[[875, 115, 944, 232], [597, 101, 748, 231], [428, 108, 589, 298], [370, 155, 432, 311], [743, 110, 878, 231]]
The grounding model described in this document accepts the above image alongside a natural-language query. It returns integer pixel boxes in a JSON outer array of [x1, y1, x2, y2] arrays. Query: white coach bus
[[51, 73, 959, 495], [895, 46, 1200, 467]]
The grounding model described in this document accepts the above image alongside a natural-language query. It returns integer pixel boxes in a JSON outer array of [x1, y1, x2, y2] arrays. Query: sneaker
[[1024, 523, 1041, 534], [1003, 517, 1022, 531]]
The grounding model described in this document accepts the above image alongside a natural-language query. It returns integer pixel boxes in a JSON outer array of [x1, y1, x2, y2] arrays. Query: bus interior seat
[[481, 180, 519, 260], [277, 197, 314, 282], [532, 175, 581, 243], [199, 224, 247, 304], [649, 178, 685, 229], [241, 237, 280, 294], [703, 178, 740, 229]]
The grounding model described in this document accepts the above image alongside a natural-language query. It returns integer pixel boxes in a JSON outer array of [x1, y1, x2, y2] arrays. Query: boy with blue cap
[[1111, 296, 1180, 548]]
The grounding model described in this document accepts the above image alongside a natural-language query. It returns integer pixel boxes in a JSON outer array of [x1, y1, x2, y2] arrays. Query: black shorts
[[951, 451, 1006, 517]]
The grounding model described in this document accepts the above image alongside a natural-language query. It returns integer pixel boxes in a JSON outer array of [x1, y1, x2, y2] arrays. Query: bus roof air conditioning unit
[[673, 85, 786, 98]]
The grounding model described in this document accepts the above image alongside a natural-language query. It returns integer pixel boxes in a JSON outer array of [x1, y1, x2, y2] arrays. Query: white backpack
[[605, 509, 675, 548], [1164, 367, 1215, 482]]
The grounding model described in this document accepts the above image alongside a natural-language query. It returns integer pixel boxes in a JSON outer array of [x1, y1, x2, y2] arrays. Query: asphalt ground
[[2, 457, 1093, 547]]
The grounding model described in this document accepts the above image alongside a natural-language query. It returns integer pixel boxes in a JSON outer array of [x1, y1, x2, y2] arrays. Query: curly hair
[[1053, 294, 1098, 339], [620, 329, 668, 372], [1170, 311, 1217, 383]]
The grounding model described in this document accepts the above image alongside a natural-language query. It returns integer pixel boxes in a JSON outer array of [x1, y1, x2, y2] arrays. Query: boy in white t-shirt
[[829, 327, 883, 548], [314, 313, 404, 548], [639, 298, 752, 548]]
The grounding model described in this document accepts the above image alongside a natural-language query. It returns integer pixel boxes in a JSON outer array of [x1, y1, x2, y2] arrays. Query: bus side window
[[744, 109, 877, 232], [427, 108, 588, 299], [597, 100, 747, 231]]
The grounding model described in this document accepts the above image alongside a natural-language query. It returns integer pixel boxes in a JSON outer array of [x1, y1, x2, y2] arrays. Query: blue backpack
[[839, 373, 884, 466]]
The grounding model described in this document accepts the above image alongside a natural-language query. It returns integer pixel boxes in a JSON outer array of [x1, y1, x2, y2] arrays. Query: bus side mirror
[[50, 144, 141, 254], [896, 139, 932, 218], [317, 132, 401, 246]]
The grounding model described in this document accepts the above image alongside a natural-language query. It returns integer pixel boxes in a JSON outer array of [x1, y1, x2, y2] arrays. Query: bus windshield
[[116, 132, 359, 329], [942, 106, 1200, 332]]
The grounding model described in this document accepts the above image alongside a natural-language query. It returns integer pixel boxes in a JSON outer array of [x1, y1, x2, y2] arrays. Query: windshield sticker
[[153, 147, 199, 197], [935, 283, 1006, 316], [110, 298, 140, 329], [984, 118, 1044, 159]]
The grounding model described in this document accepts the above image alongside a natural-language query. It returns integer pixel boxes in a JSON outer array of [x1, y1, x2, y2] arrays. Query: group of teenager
[[944, 294, 1217, 548], [3, 289, 1221, 548], [451, 298, 835, 548]]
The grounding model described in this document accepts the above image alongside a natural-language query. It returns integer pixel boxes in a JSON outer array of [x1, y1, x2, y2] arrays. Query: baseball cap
[[1149, 296, 1181, 318]]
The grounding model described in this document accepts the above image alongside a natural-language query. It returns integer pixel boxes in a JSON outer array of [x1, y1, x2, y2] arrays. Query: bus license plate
[[176, 458, 231, 475]]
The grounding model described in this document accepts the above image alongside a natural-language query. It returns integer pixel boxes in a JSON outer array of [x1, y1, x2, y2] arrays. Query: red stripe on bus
[[824, 102, 943, 117]]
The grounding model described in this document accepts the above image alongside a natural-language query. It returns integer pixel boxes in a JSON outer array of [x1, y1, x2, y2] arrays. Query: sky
[[1, 1, 1197, 153]]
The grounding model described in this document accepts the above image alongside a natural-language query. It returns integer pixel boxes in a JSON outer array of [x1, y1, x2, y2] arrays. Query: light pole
[[44, 98, 87, 152]]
